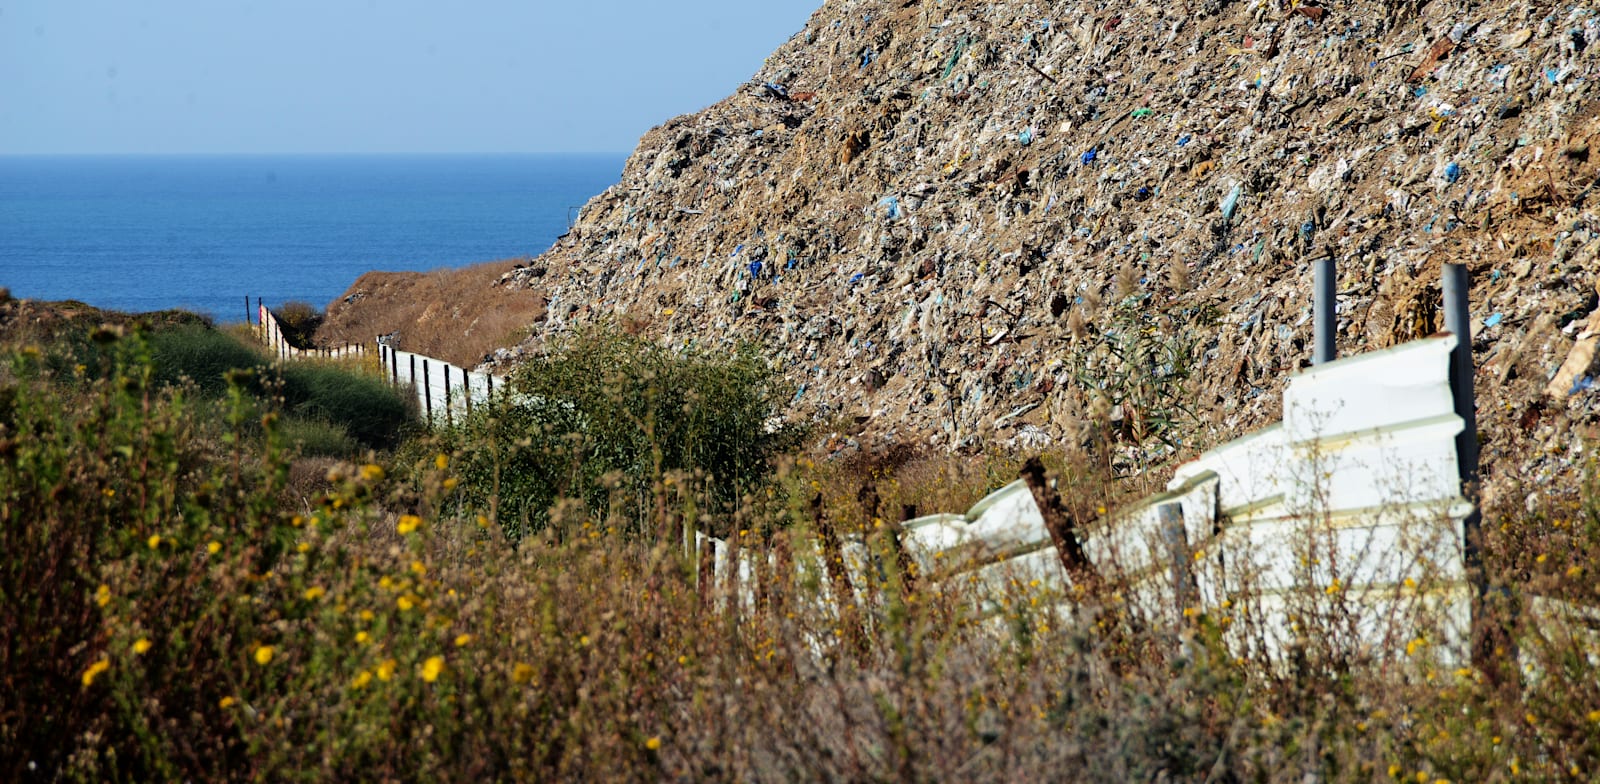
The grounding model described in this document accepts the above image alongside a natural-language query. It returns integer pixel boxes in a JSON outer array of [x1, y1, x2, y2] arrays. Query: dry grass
[[315, 258, 546, 368]]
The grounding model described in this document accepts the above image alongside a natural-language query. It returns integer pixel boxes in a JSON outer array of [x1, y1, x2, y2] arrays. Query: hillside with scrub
[[9, 0, 1600, 779], [5, 294, 1599, 780]]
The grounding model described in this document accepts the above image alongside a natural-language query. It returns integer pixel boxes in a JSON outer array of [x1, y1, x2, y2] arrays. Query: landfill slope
[[328, 0, 1600, 497]]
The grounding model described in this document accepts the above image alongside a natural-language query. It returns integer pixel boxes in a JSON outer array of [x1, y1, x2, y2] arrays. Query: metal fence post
[[1442, 262, 1498, 671], [1314, 256, 1337, 364], [443, 366, 453, 427], [422, 360, 433, 427]]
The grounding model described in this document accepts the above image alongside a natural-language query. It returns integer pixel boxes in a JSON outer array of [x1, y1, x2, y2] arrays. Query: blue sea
[[0, 154, 627, 321]]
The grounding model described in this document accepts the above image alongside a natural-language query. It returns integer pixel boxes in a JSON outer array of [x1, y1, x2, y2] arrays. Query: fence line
[[376, 337, 506, 427], [253, 299, 368, 362]]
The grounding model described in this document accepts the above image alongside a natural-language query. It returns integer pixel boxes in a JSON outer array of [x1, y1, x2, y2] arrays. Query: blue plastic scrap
[[1018, 128, 1034, 146], [1484, 312, 1504, 327], [860, 48, 876, 68], [1221, 184, 1243, 221], [1445, 162, 1461, 183], [748, 261, 763, 278], [1080, 148, 1097, 165], [879, 196, 902, 220]]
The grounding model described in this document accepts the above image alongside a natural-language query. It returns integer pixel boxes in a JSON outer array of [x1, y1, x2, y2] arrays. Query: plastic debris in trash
[[879, 196, 902, 220], [1221, 184, 1243, 222], [1445, 162, 1461, 183], [1018, 128, 1034, 146], [748, 261, 763, 278], [1484, 312, 1504, 328], [1130, 108, 1153, 118], [762, 82, 789, 99], [1080, 148, 1097, 165]]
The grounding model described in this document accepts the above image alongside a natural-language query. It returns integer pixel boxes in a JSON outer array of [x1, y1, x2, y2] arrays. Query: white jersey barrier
[[698, 334, 1477, 663]]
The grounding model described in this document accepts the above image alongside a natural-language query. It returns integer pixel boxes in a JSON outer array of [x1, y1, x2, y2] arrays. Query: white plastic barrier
[[377, 341, 506, 427], [696, 334, 1477, 662], [256, 304, 368, 361]]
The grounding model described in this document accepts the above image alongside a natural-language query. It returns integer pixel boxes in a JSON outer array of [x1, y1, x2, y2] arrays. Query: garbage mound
[[334, 0, 1600, 498]]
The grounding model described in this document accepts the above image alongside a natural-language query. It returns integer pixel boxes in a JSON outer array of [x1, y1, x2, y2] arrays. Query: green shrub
[[441, 325, 804, 539], [277, 416, 360, 458], [279, 362, 415, 451], [148, 324, 265, 396], [273, 301, 322, 349]]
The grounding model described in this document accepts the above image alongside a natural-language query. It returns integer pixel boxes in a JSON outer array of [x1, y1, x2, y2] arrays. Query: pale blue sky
[[0, 1, 820, 154]]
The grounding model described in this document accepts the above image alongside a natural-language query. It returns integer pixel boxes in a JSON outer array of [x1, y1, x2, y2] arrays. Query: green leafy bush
[[440, 325, 804, 538], [148, 324, 266, 396], [276, 416, 360, 458], [272, 300, 323, 349], [278, 362, 415, 451]]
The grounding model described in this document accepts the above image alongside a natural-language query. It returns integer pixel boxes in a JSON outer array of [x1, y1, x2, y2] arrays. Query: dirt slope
[[325, 0, 1600, 501]]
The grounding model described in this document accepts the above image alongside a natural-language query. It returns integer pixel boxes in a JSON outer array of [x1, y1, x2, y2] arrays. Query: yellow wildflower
[[397, 595, 415, 611], [1325, 579, 1342, 595], [513, 663, 534, 683], [95, 584, 111, 608], [442, 477, 458, 490], [254, 645, 274, 666], [359, 609, 375, 621], [397, 515, 421, 535], [454, 634, 473, 647], [219, 696, 235, 708], [352, 670, 373, 690], [147, 534, 162, 550], [1406, 637, 1426, 657], [410, 560, 426, 575], [132, 638, 153, 655], [207, 541, 221, 554], [377, 659, 396, 681], [434, 454, 449, 470], [1567, 565, 1585, 578], [579, 635, 591, 647], [360, 463, 385, 481], [355, 631, 371, 645], [81, 658, 110, 687], [645, 736, 662, 751], [420, 655, 445, 682], [303, 586, 326, 601], [1587, 709, 1600, 723]]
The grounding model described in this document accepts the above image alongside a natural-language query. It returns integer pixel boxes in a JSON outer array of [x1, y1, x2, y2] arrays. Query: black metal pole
[[443, 365, 453, 427], [422, 360, 433, 427], [1443, 262, 1496, 671], [1314, 257, 1337, 364]]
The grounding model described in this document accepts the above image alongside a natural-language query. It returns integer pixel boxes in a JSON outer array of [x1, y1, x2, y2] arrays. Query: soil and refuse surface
[[321, 0, 1600, 509]]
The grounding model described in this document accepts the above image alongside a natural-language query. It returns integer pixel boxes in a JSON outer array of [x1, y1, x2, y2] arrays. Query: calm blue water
[[0, 154, 626, 321]]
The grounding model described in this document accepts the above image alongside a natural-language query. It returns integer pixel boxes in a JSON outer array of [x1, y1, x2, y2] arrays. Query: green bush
[[441, 325, 804, 539], [279, 362, 415, 451], [273, 301, 322, 349], [148, 324, 265, 396], [276, 416, 360, 458]]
